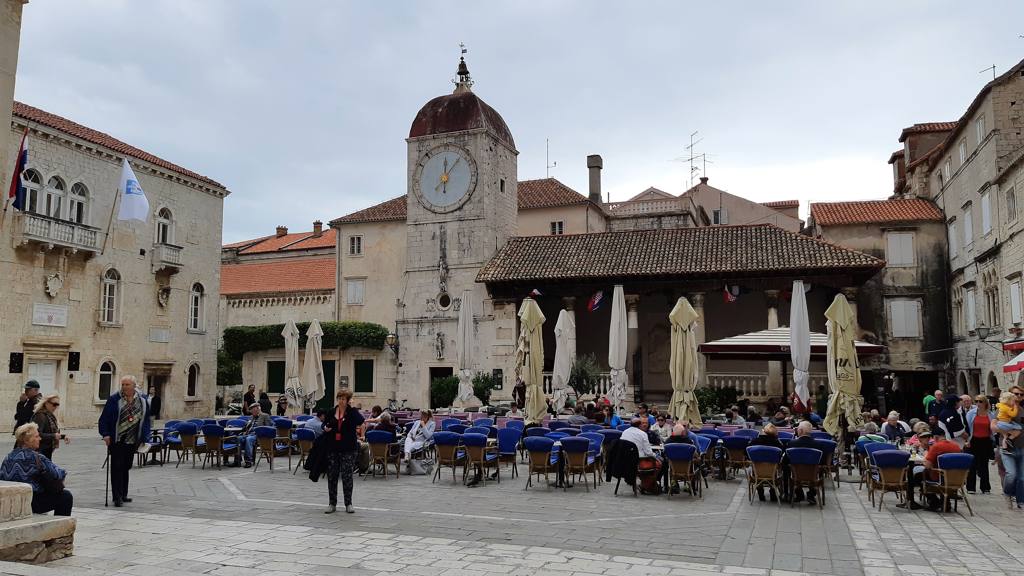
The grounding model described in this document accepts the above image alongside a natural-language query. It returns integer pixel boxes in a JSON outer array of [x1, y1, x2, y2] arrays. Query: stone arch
[[957, 371, 968, 395]]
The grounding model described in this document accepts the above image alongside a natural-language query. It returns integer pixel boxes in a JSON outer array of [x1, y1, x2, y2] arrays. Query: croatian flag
[[116, 158, 150, 222], [723, 285, 740, 303], [6, 127, 28, 211], [529, 288, 543, 297], [587, 290, 605, 312]]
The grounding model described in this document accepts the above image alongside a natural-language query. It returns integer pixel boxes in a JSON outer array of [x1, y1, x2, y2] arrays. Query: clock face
[[414, 145, 477, 213]]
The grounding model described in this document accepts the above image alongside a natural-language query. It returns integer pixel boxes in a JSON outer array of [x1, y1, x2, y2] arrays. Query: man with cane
[[98, 375, 150, 507]]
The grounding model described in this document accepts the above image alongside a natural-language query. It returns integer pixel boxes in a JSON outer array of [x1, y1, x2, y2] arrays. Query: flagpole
[[100, 164, 124, 256], [1, 125, 30, 232]]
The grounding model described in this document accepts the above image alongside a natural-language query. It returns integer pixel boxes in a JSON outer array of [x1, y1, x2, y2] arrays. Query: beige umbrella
[[822, 294, 865, 436], [300, 319, 325, 411], [282, 320, 302, 411], [607, 285, 628, 411], [517, 298, 547, 425], [668, 297, 702, 426], [455, 290, 481, 407], [551, 310, 575, 413]]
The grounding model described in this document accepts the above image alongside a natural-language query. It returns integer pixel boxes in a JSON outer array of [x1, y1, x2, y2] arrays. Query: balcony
[[18, 212, 100, 255], [152, 242, 183, 274], [542, 372, 612, 397]]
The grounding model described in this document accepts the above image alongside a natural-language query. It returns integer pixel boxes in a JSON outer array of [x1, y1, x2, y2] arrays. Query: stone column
[[765, 290, 783, 401], [841, 287, 860, 335], [624, 294, 641, 409], [690, 292, 706, 384]]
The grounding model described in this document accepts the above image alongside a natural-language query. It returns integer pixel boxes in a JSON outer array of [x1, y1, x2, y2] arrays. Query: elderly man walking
[[98, 376, 151, 507]]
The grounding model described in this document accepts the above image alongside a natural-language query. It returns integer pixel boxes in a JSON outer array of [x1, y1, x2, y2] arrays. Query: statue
[[435, 332, 445, 360]]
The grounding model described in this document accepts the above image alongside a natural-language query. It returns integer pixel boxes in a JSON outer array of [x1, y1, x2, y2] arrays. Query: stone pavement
[[0, 429, 1021, 576]]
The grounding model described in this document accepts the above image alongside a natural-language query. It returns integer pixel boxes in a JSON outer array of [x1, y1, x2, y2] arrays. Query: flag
[[529, 288, 543, 297], [587, 290, 604, 312], [6, 127, 28, 211], [723, 285, 740, 303], [117, 158, 150, 222]]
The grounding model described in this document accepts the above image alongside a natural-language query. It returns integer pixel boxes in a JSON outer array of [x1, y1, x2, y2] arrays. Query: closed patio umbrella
[[455, 289, 481, 407], [790, 280, 811, 414], [301, 319, 325, 411], [607, 285, 628, 411], [517, 297, 547, 425], [282, 320, 302, 411], [822, 294, 865, 436], [551, 309, 576, 413], [668, 296, 702, 426]]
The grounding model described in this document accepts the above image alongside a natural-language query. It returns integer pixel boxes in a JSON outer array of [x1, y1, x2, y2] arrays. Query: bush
[[694, 386, 739, 416], [216, 348, 242, 387], [430, 376, 459, 409], [472, 372, 498, 405], [568, 353, 601, 399], [222, 321, 389, 360]]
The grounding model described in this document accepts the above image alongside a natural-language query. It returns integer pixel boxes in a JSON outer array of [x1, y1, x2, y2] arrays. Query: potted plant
[[568, 353, 601, 401]]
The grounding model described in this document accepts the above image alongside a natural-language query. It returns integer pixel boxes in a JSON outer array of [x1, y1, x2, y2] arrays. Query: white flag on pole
[[117, 158, 150, 222]]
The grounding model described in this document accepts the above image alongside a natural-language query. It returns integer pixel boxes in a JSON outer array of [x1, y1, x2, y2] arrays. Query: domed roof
[[408, 59, 515, 149]]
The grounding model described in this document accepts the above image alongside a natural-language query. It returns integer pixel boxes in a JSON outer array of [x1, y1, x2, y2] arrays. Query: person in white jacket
[[403, 409, 436, 461], [880, 411, 911, 442]]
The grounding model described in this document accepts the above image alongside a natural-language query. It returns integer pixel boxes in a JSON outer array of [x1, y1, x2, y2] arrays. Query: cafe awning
[[1004, 351, 1024, 373], [698, 327, 884, 361]]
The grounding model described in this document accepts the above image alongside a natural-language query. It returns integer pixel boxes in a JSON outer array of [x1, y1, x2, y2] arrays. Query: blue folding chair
[[558, 428, 580, 436], [580, 431, 605, 478], [732, 429, 759, 440], [447, 424, 468, 435], [699, 428, 725, 438], [473, 418, 494, 428], [497, 428, 521, 478], [462, 432, 499, 484], [549, 421, 568, 431], [365, 430, 400, 479], [616, 424, 631, 431], [786, 447, 824, 508], [525, 427, 551, 437], [466, 426, 491, 436], [253, 426, 290, 471], [868, 449, 910, 510], [200, 425, 237, 470], [523, 436, 557, 490], [504, 420, 525, 431], [432, 431, 465, 484], [441, 418, 463, 431], [924, 453, 975, 515], [810, 431, 833, 441], [545, 431, 569, 441], [722, 436, 751, 479], [295, 414, 313, 422], [816, 439, 839, 488], [227, 418, 247, 428], [746, 445, 783, 505], [560, 437, 597, 491], [172, 422, 202, 468], [293, 427, 316, 475], [777, 431, 794, 441], [665, 443, 700, 499], [581, 424, 603, 433]]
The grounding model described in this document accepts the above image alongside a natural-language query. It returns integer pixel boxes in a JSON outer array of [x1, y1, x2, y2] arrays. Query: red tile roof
[[331, 178, 589, 224], [888, 150, 904, 164], [898, 122, 958, 142], [810, 199, 944, 226], [760, 200, 799, 209], [476, 224, 883, 284], [12, 101, 224, 188], [223, 235, 271, 250], [221, 258, 336, 296], [236, 229, 337, 254]]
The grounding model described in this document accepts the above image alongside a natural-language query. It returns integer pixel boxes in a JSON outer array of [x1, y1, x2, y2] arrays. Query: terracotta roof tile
[[898, 122, 958, 142], [888, 150, 904, 164], [517, 178, 589, 209], [223, 235, 271, 250], [13, 101, 224, 188], [331, 178, 588, 224], [221, 258, 335, 296], [810, 199, 944, 226], [236, 229, 337, 254], [760, 200, 799, 209], [476, 224, 883, 284]]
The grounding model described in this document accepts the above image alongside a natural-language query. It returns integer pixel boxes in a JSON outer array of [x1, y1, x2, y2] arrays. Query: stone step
[[0, 483, 32, 524], [0, 515, 75, 564]]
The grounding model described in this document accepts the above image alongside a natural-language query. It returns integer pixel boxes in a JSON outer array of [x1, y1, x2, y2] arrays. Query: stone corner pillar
[[765, 289, 783, 400], [624, 294, 641, 410]]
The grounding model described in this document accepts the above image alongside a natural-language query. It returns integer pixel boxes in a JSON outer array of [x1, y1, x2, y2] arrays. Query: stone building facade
[[1, 103, 228, 428], [0, 0, 25, 192]]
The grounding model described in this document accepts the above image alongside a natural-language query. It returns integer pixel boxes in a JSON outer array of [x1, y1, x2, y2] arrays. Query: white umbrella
[[301, 319, 326, 411], [607, 285, 628, 411], [668, 297, 702, 426], [455, 290, 480, 407], [790, 280, 811, 413], [282, 320, 302, 411], [551, 309, 576, 413], [517, 298, 547, 425]]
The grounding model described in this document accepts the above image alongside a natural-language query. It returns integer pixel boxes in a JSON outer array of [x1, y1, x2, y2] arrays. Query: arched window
[[44, 176, 65, 219], [101, 268, 121, 325], [69, 182, 89, 224], [98, 360, 116, 400], [189, 283, 205, 332], [187, 363, 200, 397], [21, 169, 41, 214], [155, 207, 173, 244]]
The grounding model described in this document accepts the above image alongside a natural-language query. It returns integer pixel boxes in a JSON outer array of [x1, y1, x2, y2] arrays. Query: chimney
[[312, 220, 323, 237], [699, 177, 709, 185], [587, 154, 603, 204], [275, 225, 288, 237]]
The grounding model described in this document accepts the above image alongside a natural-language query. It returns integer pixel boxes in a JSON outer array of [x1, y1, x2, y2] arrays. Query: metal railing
[[20, 213, 100, 253], [604, 198, 683, 215], [152, 243, 183, 270]]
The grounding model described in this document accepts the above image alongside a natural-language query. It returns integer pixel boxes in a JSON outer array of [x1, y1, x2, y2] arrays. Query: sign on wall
[[31, 304, 68, 327]]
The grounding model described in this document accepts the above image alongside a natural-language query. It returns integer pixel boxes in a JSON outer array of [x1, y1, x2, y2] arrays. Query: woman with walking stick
[[321, 389, 363, 514]]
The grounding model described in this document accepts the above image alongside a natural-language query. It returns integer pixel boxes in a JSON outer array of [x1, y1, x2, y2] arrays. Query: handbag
[[33, 454, 64, 496]]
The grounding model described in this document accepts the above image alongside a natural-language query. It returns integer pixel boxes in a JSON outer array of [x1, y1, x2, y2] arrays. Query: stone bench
[[0, 481, 74, 564]]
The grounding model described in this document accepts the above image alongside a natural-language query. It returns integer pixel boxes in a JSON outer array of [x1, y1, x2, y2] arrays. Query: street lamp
[[977, 323, 990, 340], [385, 332, 399, 355]]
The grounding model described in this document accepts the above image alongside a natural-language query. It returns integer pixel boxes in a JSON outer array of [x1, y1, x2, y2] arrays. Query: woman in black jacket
[[31, 394, 68, 460], [321, 389, 364, 514], [748, 423, 785, 502]]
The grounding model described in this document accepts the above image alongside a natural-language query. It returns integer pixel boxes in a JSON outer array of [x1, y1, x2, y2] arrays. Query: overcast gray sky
[[13, 1, 1024, 243]]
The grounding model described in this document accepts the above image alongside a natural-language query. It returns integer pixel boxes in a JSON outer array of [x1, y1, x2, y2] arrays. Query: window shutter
[[1012, 281, 1022, 324], [907, 301, 921, 337], [720, 209, 729, 224], [890, 301, 906, 337], [982, 192, 992, 233], [948, 223, 957, 257]]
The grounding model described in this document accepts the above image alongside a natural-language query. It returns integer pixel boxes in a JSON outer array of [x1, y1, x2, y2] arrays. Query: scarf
[[117, 393, 142, 444], [335, 405, 345, 442]]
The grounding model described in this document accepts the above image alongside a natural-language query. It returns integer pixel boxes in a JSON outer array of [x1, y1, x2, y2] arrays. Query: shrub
[[216, 348, 242, 387], [222, 321, 389, 360], [568, 353, 601, 399], [472, 372, 498, 405], [694, 386, 739, 416], [430, 376, 459, 409]]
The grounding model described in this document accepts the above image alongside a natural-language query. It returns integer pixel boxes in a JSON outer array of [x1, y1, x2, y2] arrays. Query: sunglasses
[[49, 402, 59, 407]]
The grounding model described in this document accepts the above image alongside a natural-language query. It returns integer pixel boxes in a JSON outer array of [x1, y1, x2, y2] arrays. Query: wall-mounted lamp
[[385, 332, 399, 355]]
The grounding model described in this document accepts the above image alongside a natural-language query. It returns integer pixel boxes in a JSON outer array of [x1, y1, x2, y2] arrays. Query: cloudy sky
[[13, 1, 1024, 242]]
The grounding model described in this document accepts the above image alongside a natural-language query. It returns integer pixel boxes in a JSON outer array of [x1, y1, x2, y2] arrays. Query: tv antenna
[[980, 64, 996, 80], [546, 138, 557, 178], [675, 131, 715, 188]]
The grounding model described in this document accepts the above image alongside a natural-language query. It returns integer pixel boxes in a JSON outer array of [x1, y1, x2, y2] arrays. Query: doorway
[[26, 360, 58, 396], [429, 366, 453, 384], [146, 373, 167, 418]]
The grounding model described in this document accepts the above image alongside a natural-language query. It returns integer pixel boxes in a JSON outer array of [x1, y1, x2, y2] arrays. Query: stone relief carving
[[44, 273, 63, 298], [435, 331, 445, 360], [452, 297, 462, 312], [157, 286, 171, 308]]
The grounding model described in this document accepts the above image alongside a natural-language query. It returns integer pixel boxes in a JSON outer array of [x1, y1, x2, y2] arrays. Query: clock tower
[[398, 56, 518, 408]]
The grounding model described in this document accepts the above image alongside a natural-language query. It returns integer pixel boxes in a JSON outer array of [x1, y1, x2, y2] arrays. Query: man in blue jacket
[[98, 375, 150, 507]]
